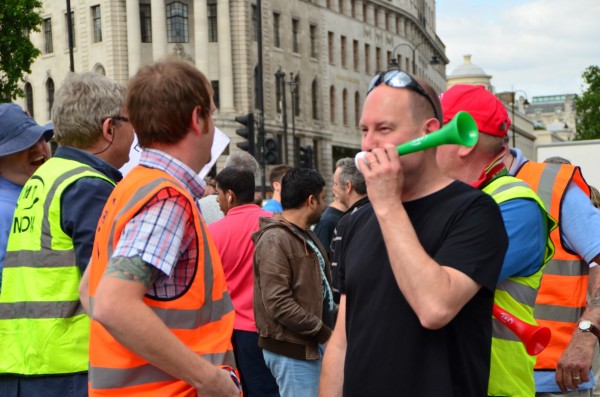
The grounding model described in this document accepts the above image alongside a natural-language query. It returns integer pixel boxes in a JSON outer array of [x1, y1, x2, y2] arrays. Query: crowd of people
[[0, 57, 599, 397]]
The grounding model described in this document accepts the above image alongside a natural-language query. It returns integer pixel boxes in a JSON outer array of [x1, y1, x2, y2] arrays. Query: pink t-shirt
[[208, 204, 272, 331]]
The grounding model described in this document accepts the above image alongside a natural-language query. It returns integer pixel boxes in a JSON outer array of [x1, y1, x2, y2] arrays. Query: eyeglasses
[[367, 70, 441, 123]]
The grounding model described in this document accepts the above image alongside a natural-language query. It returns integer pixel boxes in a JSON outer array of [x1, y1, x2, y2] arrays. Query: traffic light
[[235, 113, 255, 155], [298, 145, 314, 169], [264, 137, 279, 165]]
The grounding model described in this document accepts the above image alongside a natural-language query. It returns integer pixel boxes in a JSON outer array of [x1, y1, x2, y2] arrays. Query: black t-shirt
[[339, 181, 507, 397]]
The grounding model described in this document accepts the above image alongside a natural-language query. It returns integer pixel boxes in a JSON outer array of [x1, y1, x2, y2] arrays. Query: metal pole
[[289, 72, 296, 166], [275, 70, 288, 164], [66, 0, 74, 72], [512, 94, 516, 147], [256, 0, 266, 197]]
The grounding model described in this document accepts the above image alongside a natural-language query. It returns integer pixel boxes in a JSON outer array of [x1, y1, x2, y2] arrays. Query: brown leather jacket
[[252, 213, 332, 360]]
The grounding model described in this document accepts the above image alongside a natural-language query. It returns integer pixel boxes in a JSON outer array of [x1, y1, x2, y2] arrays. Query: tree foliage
[[574, 65, 600, 140], [0, 0, 43, 100]]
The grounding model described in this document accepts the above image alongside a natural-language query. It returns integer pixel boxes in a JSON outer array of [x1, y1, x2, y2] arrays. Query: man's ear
[[457, 144, 476, 158], [101, 117, 114, 141], [190, 105, 204, 136]]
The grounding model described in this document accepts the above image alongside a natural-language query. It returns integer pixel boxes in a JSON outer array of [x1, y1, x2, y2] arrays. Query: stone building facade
[[18, 0, 448, 188]]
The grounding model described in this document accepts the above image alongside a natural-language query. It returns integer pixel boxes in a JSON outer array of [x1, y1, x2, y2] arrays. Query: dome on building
[[447, 54, 493, 91], [449, 55, 490, 78]]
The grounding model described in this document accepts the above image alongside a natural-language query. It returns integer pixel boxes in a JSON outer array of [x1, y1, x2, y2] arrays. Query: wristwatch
[[578, 320, 600, 339]]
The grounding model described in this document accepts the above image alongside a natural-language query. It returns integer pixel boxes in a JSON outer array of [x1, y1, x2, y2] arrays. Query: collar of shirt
[[55, 145, 123, 183], [139, 148, 205, 199]]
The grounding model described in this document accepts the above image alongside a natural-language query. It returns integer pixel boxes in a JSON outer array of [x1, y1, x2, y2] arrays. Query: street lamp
[[388, 41, 441, 74], [274, 68, 288, 164], [510, 89, 530, 147], [288, 72, 298, 165]]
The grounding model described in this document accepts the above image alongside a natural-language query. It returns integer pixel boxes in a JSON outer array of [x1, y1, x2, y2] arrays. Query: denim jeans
[[232, 330, 280, 397], [263, 345, 325, 397]]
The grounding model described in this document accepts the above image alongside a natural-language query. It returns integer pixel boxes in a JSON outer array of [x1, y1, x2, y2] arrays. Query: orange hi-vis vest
[[88, 166, 236, 396], [516, 161, 591, 370]]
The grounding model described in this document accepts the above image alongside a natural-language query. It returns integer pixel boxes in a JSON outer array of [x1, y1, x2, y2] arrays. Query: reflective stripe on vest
[[0, 158, 114, 375], [88, 166, 235, 396], [483, 175, 555, 397], [516, 161, 590, 370]]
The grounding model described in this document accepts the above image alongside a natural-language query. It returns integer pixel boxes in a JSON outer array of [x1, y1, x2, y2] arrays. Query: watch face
[[580, 320, 592, 331]]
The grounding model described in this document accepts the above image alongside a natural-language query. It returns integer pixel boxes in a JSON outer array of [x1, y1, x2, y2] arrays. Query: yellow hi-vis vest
[[0, 157, 114, 375], [484, 175, 556, 397]]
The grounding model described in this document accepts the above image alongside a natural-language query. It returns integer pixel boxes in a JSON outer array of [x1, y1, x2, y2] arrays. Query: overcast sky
[[436, 0, 600, 98]]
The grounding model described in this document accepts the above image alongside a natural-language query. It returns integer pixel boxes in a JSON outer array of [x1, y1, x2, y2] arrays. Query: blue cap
[[0, 103, 54, 156]]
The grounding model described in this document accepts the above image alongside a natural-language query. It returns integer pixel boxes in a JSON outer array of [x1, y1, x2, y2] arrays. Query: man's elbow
[[417, 304, 455, 330]]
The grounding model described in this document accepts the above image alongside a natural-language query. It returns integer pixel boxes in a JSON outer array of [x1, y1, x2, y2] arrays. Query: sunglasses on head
[[367, 70, 441, 123]]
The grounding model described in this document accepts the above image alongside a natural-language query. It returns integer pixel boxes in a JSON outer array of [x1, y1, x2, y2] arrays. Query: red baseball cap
[[439, 85, 511, 137]]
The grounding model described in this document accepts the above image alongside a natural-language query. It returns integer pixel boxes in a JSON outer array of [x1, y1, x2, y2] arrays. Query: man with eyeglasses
[[0, 72, 132, 397], [319, 70, 508, 397]]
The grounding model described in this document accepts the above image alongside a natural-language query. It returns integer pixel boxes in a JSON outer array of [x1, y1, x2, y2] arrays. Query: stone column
[[193, 0, 209, 73], [151, 0, 167, 58], [217, 0, 234, 112], [126, 0, 141, 76]]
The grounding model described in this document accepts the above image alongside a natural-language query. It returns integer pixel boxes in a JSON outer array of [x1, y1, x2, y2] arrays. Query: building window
[[25, 83, 34, 118], [292, 74, 300, 116], [207, 1, 217, 42], [329, 85, 336, 124], [309, 24, 317, 58], [328, 31, 334, 64], [167, 2, 189, 43], [339, 0, 344, 14], [140, 4, 152, 43], [363, 3, 367, 22], [351, 0, 356, 18], [251, 5, 257, 41], [211, 80, 220, 109], [353, 39, 359, 71], [43, 18, 53, 54], [326, 0, 332, 9], [65, 12, 75, 48], [341, 36, 347, 68], [343, 89, 348, 126], [92, 5, 102, 43], [292, 18, 299, 53], [364, 43, 370, 74], [273, 12, 280, 48], [354, 91, 360, 127], [46, 78, 55, 119], [376, 47, 381, 72], [386, 51, 392, 69], [311, 78, 319, 120]]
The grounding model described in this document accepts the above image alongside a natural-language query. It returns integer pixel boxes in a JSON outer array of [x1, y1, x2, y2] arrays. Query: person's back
[[506, 150, 600, 394], [208, 167, 278, 396], [0, 72, 132, 396], [262, 164, 291, 213]]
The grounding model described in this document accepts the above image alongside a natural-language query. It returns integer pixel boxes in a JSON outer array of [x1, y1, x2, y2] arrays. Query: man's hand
[[195, 366, 241, 397], [555, 329, 596, 393]]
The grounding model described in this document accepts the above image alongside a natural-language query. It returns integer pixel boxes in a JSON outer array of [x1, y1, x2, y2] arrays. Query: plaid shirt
[[112, 149, 205, 298]]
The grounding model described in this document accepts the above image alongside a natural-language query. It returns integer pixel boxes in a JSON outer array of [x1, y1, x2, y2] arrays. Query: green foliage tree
[[574, 65, 600, 140], [0, 0, 43, 100]]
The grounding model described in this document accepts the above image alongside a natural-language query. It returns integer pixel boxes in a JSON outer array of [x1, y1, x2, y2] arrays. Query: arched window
[[343, 89, 348, 126], [354, 91, 361, 127], [166, 1, 188, 43], [93, 63, 106, 75], [46, 78, 55, 119], [311, 78, 319, 120], [25, 83, 34, 118], [329, 85, 336, 124]]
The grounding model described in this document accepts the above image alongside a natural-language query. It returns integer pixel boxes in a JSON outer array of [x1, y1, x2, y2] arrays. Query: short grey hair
[[336, 157, 366, 195], [544, 156, 571, 165], [52, 72, 126, 149], [225, 151, 259, 176]]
